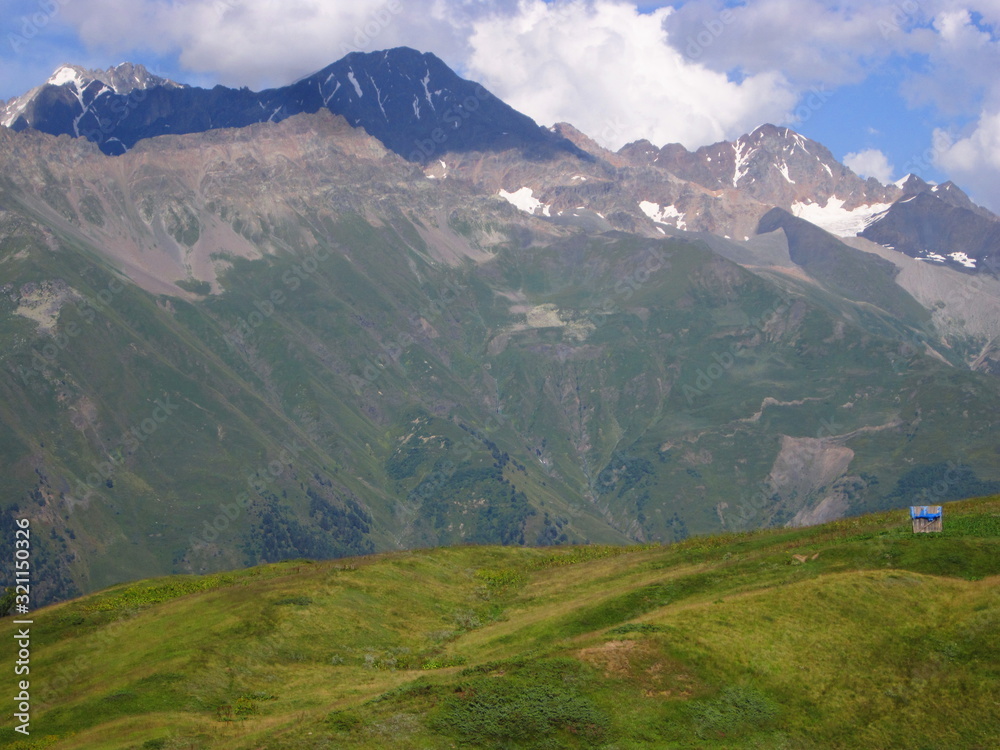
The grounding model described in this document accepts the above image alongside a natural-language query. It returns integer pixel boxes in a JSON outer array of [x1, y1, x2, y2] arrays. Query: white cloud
[[934, 111, 1000, 212], [464, 0, 797, 149], [662, 0, 931, 88], [662, 1, 1000, 118], [843, 148, 895, 183], [57, 0, 473, 91], [900, 7, 1000, 115]]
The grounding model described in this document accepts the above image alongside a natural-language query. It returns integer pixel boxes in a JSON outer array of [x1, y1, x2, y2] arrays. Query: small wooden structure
[[910, 506, 943, 533]]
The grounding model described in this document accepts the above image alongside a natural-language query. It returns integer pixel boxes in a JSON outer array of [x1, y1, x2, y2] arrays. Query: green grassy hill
[[4, 497, 999, 749]]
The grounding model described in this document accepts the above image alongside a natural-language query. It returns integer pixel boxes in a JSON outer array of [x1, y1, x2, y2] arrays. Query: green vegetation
[[429, 659, 608, 747], [2, 497, 999, 749], [4, 156, 1000, 611]]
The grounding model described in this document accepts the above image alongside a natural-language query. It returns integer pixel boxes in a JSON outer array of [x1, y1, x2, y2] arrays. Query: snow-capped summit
[[46, 65, 88, 89], [1, 62, 184, 133], [893, 173, 931, 191], [619, 123, 866, 209]]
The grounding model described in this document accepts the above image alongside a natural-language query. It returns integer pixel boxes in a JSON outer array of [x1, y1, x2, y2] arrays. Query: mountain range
[[2, 48, 1000, 605]]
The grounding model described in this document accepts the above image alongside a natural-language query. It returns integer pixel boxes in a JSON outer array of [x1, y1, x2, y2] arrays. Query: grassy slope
[[3, 496, 999, 750]]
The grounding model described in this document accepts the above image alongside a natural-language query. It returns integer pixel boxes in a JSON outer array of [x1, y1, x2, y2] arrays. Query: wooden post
[[910, 506, 943, 533]]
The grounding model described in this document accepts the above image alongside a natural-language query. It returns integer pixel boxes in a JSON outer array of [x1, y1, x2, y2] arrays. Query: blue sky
[[2, 0, 999, 208]]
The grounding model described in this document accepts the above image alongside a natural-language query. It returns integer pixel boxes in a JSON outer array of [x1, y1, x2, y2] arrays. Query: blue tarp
[[910, 506, 943, 520]]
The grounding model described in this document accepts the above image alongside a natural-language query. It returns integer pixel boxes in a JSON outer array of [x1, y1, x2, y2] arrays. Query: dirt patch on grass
[[14, 280, 82, 333], [577, 639, 697, 698], [578, 639, 638, 676]]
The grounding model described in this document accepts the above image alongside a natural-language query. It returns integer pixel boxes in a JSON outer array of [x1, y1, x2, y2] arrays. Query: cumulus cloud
[[662, 0, 932, 88], [56, 0, 472, 90], [934, 112, 1000, 212], [900, 7, 1000, 116], [464, 0, 797, 149], [843, 148, 895, 183]]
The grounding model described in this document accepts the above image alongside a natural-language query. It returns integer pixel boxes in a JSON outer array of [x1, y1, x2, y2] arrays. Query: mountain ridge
[[3, 51, 1000, 606], [1, 48, 584, 162], [5, 50, 1000, 273]]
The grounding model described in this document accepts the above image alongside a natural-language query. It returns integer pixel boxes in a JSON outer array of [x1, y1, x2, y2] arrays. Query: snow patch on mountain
[[787, 130, 810, 154], [732, 137, 757, 187], [639, 201, 687, 230], [347, 71, 363, 97], [320, 76, 341, 106], [420, 71, 435, 110], [790, 196, 892, 237], [949, 251, 977, 268], [499, 187, 550, 216], [48, 66, 84, 88]]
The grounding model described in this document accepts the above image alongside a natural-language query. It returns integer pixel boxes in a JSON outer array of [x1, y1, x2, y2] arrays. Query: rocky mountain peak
[[2, 62, 183, 130], [295, 47, 580, 162], [894, 173, 931, 194], [615, 123, 885, 213], [44, 62, 181, 95]]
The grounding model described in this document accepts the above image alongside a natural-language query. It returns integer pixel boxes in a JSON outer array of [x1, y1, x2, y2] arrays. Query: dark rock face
[[861, 192, 1000, 273], [3, 49, 582, 162]]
